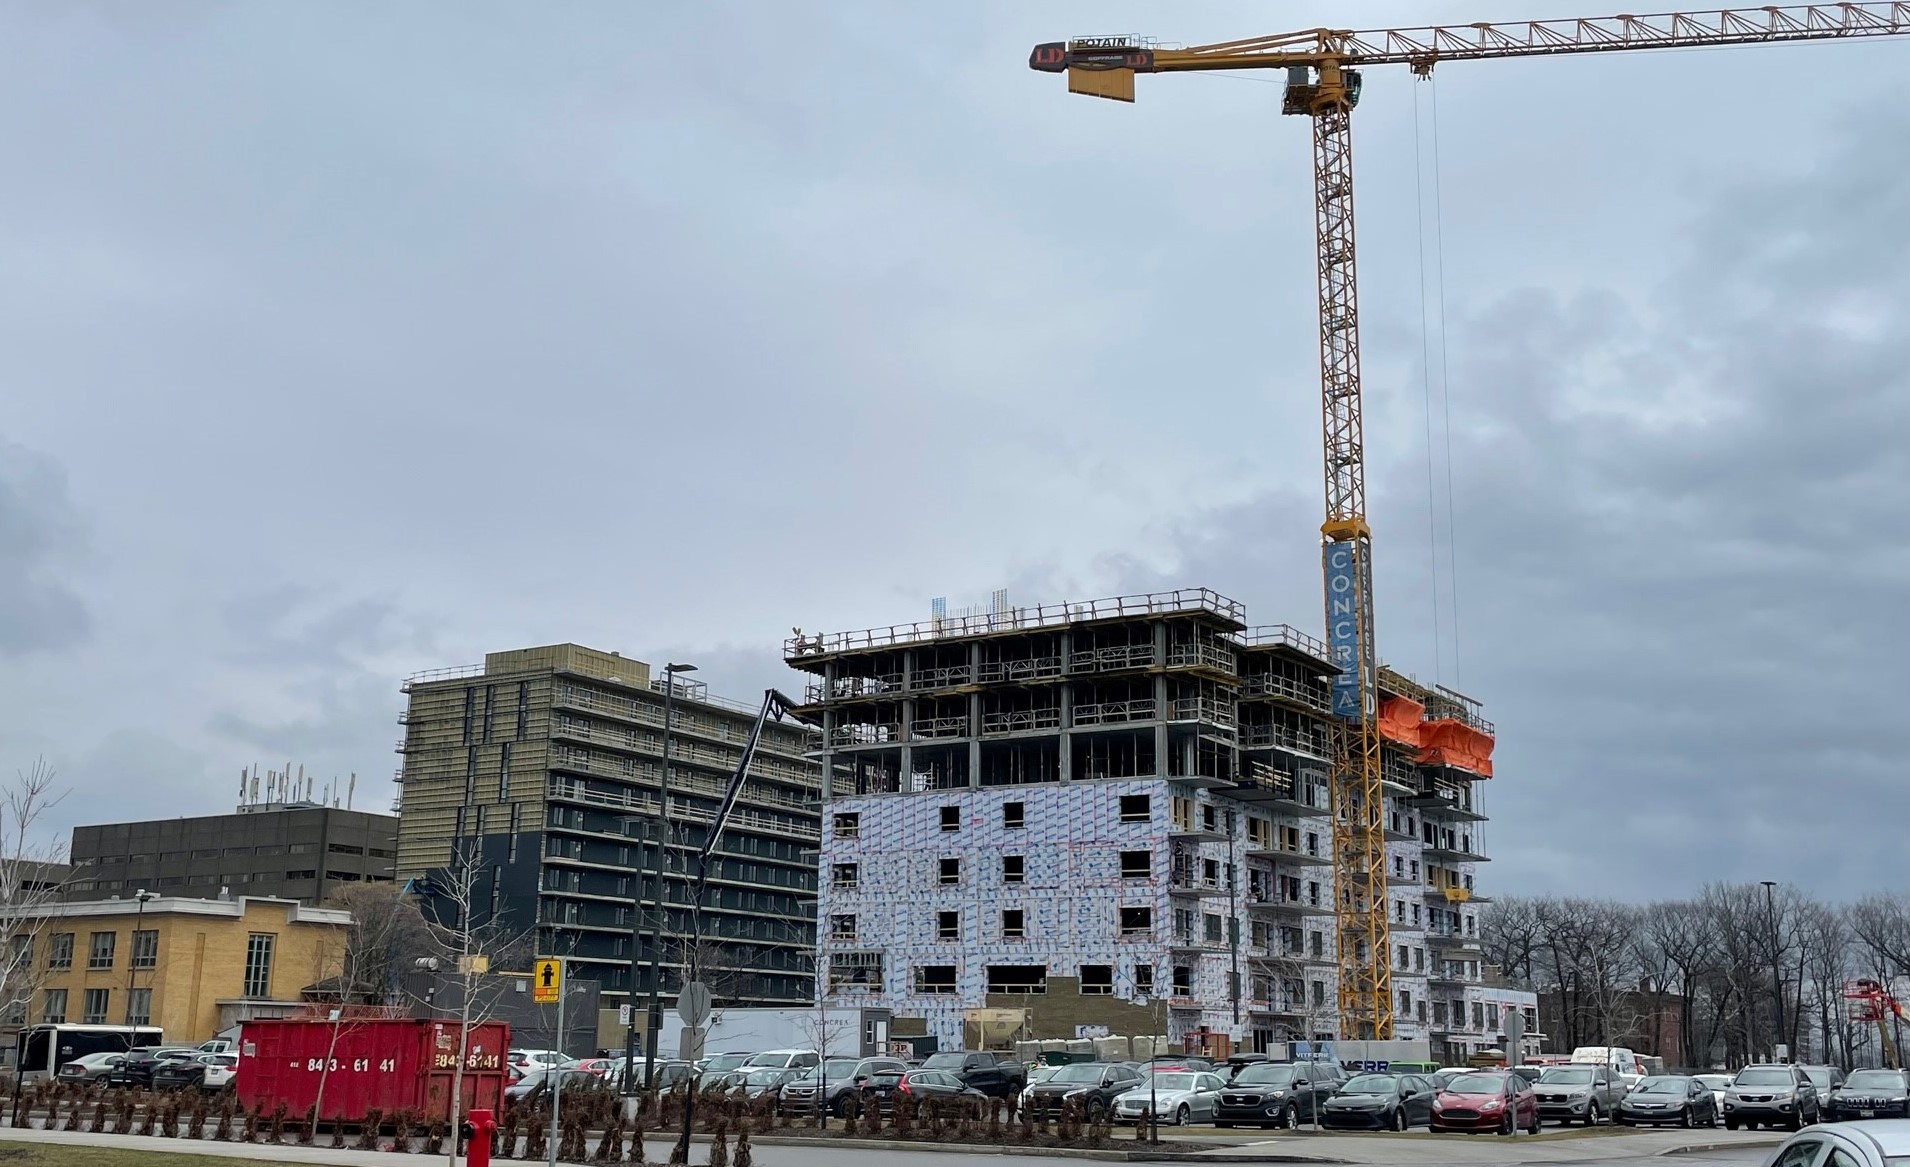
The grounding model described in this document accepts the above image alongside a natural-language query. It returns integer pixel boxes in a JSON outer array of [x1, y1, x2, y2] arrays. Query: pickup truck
[[1533, 1064, 1625, 1125], [917, 1051, 1026, 1099]]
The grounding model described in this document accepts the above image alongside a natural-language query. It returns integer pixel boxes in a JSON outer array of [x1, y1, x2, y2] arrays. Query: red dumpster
[[238, 1018, 510, 1122]]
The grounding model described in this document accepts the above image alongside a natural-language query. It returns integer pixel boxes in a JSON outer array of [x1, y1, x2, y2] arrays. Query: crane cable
[[1412, 75, 1464, 691]]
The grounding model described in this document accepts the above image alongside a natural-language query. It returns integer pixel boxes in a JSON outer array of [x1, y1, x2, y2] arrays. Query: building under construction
[[789, 588, 1532, 1059]]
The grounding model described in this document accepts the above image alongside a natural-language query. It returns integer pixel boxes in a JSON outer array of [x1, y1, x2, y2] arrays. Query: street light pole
[[1762, 880, 1787, 1061], [123, 889, 156, 1035], [635, 662, 695, 1100]]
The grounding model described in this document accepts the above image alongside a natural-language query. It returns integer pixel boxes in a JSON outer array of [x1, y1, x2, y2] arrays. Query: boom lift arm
[[1032, 2, 1910, 1041], [689, 688, 811, 904]]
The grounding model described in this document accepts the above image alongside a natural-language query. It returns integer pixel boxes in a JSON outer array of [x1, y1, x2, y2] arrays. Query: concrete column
[[1057, 631, 1074, 783]]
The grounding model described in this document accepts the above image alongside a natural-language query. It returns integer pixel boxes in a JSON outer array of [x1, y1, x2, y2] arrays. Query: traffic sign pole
[[547, 958, 565, 1167]]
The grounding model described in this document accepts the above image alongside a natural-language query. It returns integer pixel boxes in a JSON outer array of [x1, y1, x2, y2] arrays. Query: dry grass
[[0, 1141, 284, 1166]]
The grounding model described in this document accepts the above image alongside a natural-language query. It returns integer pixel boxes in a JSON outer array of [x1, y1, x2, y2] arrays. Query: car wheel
[[1088, 1099, 1107, 1123], [1586, 1102, 1602, 1126], [1681, 1107, 1695, 1129], [1175, 1104, 1190, 1126], [1283, 1106, 1299, 1130], [1499, 1111, 1515, 1136], [1528, 1111, 1541, 1135], [1392, 1108, 1408, 1132]]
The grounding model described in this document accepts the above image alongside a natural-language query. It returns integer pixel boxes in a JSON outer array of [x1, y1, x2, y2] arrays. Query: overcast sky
[[1, 3, 1904, 900]]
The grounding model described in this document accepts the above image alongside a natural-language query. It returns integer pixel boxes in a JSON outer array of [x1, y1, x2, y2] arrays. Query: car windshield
[[1148, 1074, 1196, 1091], [920, 1054, 967, 1069], [1736, 1069, 1794, 1087], [1801, 1068, 1833, 1089], [1448, 1074, 1507, 1094], [703, 1055, 750, 1072], [1696, 1076, 1732, 1088], [800, 1060, 860, 1080], [1847, 1071, 1905, 1091], [1637, 1077, 1686, 1094], [744, 1067, 787, 1080], [1050, 1064, 1106, 1084], [1233, 1066, 1301, 1086], [745, 1053, 796, 1067], [1342, 1075, 1398, 1094], [1539, 1068, 1595, 1085], [1028, 1066, 1061, 1083]]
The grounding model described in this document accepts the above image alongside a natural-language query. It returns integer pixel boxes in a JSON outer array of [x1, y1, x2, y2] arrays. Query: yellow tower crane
[[1031, 3, 1910, 1041]]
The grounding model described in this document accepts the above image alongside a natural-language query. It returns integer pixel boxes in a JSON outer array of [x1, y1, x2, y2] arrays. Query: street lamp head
[[1761, 879, 1777, 890], [134, 889, 156, 903], [666, 662, 698, 674]]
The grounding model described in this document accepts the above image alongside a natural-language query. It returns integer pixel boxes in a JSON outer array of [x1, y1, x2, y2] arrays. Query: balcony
[[1228, 764, 1332, 817], [1239, 723, 1330, 759], [1165, 640, 1237, 675], [1167, 871, 1233, 899], [1237, 670, 1331, 715], [1168, 696, 1237, 730], [1245, 844, 1331, 868], [1071, 698, 1157, 727], [1427, 929, 1484, 952], [1169, 931, 1226, 953], [980, 708, 1063, 736], [827, 723, 902, 748], [1069, 644, 1158, 675], [976, 656, 1065, 685], [909, 664, 975, 692], [1245, 893, 1333, 918], [1168, 819, 1227, 843], [1423, 839, 1490, 864], [909, 715, 969, 740]]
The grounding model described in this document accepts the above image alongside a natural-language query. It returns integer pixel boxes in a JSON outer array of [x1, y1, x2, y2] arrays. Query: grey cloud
[[1097, 108, 1910, 899], [0, 441, 90, 655]]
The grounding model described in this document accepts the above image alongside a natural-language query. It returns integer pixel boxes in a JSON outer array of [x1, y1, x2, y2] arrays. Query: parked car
[[1430, 1070, 1540, 1135], [1800, 1065, 1848, 1095], [563, 1057, 617, 1077], [1507, 1066, 1546, 1087], [1616, 1075, 1719, 1127], [917, 1051, 1026, 1099], [731, 1066, 805, 1099], [1214, 1061, 1339, 1129], [56, 1052, 125, 1084], [505, 1067, 601, 1103], [200, 1053, 238, 1091], [1825, 1069, 1910, 1122], [1146, 1054, 1216, 1073], [1533, 1064, 1624, 1125], [1427, 1070, 1460, 1091], [1022, 1062, 1145, 1121], [1221, 1053, 1271, 1081], [742, 1049, 820, 1073], [1724, 1064, 1822, 1131], [1695, 1073, 1733, 1112], [779, 1057, 908, 1118], [610, 1058, 695, 1093], [105, 1047, 202, 1088], [1763, 1119, 1910, 1167], [860, 1068, 986, 1115], [509, 1049, 565, 1071], [1112, 1070, 1226, 1126], [1321, 1072, 1437, 1131], [696, 1053, 754, 1076], [151, 1059, 211, 1092]]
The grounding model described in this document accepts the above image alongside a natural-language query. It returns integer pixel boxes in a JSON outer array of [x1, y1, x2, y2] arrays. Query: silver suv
[[1533, 1064, 1623, 1125], [1724, 1064, 1821, 1131]]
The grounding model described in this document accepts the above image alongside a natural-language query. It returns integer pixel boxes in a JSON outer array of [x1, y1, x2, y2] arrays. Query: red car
[[1430, 1070, 1540, 1135]]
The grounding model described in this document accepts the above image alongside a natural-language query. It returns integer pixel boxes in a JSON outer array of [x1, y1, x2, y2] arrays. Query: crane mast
[[1031, 2, 1910, 1041]]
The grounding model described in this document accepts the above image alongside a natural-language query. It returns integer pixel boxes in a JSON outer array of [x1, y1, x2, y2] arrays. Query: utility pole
[[637, 661, 696, 1097], [1762, 880, 1787, 1061]]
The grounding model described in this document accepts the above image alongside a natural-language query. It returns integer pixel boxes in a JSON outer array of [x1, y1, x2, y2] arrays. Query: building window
[[1310, 931, 1324, 958], [81, 988, 110, 1025], [87, 931, 116, 970], [831, 863, 858, 889], [1133, 965, 1153, 994], [1079, 965, 1113, 995], [985, 965, 1046, 994], [915, 965, 957, 994], [1118, 794, 1150, 823], [939, 806, 960, 831], [939, 857, 960, 884], [1002, 855, 1024, 883], [937, 911, 960, 941], [1310, 980, 1327, 1007], [127, 988, 152, 1027], [1001, 909, 1025, 939], [45, 933, 73, 970], [1204, 913, 1223, 943], [286, 870, 316, 881], [1171, 966, 1192, 996], [131, 929, 158, 970], [833, 812, 860, 839], [1399, 989, 1412, 1014], [243, 933, 275, 999], [1002, 802, 1024, 829], [1118, 906, 1152, 936], [41, 989, 67, 1024], [1119, 850, 1151, 879], [829, 914, 856, 941]]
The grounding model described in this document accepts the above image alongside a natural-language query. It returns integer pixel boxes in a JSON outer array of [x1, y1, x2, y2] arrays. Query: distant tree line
[[1482, 885, 1910, 1069]]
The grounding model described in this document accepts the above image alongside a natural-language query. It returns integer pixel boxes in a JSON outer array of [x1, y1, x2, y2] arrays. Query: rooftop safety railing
[[785, 588, 1246, 657]]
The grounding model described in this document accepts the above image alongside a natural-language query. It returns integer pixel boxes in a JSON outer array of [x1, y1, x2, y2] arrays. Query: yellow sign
[[532, 958, 562, 1004]]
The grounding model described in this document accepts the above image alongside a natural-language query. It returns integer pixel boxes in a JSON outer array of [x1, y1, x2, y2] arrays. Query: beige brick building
[[5, 895, 349, 1047]]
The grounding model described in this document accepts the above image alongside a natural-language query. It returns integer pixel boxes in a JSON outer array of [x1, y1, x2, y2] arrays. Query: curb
[[736, 1132, 1347, 1162], [1659, 1137, 1786, 1156]]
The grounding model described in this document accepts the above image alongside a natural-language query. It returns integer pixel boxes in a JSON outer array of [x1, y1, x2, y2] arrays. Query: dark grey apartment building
[[394, 643, 821, 1009], [68, 804, 398, 905]]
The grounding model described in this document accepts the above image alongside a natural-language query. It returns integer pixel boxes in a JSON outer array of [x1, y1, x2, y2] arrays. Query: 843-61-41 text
[[306, 1058, 398, 1073]]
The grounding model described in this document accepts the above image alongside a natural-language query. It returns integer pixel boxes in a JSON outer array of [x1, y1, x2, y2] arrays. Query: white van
[[1570, 1046, 1644, 1088]]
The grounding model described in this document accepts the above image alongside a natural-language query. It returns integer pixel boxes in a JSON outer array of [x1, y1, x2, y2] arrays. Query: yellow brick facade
[[14, 896, 348, 1045]]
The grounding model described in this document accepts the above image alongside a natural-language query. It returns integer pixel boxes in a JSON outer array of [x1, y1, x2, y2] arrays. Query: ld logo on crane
[[532, 958, 562, 1004]]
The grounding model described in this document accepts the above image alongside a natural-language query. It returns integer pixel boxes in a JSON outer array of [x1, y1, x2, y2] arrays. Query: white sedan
[[200, 1053, 239, 1090], [1763, 1119, 1910, 1167], [1113, 1071, 1228, 1126]]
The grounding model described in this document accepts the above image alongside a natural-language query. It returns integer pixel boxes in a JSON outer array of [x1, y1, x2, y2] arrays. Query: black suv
[[917, 1051, 1026, 1099], [1825, 1069, 1910, 1121], [105, 1047, 200, 1088], [1021, 1062, 1145, 1120], [1216, 1061, 1338, 1129]]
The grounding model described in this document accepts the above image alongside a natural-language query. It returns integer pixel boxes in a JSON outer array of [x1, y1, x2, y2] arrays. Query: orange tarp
[[1377, 696, 1424, 748], [1416, 718, 1495, 778]]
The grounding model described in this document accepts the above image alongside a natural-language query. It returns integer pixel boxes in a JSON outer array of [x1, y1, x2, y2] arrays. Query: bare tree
[[323, 882, 435, 1005], [0, 759, 70, 1032]]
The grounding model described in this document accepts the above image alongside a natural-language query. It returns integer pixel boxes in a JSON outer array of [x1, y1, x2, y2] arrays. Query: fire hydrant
[[459, 1109, 496, 1167]]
